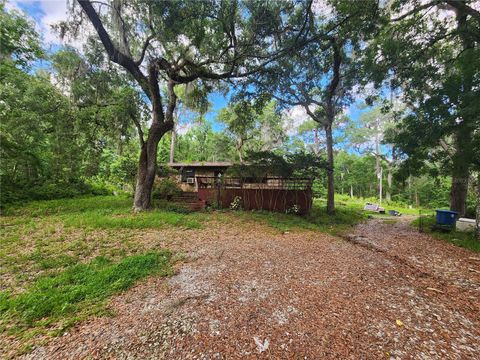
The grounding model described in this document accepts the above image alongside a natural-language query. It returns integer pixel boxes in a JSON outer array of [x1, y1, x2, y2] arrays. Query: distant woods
[[0, 1, 478, 220]]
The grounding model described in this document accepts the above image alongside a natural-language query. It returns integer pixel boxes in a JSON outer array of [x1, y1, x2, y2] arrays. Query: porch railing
[[196, 176, 313, 191]]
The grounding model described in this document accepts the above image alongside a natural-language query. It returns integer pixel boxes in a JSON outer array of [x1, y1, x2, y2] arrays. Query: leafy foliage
[[226, 150, 326, 179], [152, 178, 182, 200]]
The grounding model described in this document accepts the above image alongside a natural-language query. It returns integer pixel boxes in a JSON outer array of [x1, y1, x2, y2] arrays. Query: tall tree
[[345, 104, 403, 203], [218, 100, 285, 162], [0, 1, 43, 68], [367, 0, 480, 215], [246, 0, 380, 214], [71, 0, 313, 211]]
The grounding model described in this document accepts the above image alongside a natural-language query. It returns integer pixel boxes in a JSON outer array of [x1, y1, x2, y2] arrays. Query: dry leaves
[[17, 216, 480, 359]]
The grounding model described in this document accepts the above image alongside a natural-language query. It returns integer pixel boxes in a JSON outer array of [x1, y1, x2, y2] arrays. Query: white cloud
[[312, 0, 335, 19], [38, 0, 69, 44], [10, 0, 86, 49], [283, 105, 314, 136]]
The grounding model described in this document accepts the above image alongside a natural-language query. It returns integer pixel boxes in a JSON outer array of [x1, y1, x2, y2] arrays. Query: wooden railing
[[196, 176, 313, 190]]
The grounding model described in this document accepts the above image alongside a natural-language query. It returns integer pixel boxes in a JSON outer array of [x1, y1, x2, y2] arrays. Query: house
[[165, 161, 313, 214], [167, 162, 233, 192]]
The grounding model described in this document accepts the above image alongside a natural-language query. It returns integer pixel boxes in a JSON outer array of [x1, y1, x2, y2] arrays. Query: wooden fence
[[197, 176, 313, 214]]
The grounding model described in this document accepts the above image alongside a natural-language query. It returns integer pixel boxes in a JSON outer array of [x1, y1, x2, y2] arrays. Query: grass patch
[[412, 216, 479, 253], [333, 193, 431, 215], [3, 196, 202, 230], [0, 195, 200, 356], [236, 199, 366, 235], [0, 251, 172, 331], [63, 210, 201, 230], [2, 195, 133, 217]]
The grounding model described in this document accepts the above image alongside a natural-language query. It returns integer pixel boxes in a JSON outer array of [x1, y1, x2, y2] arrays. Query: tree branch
[[444, 0, 480, 24], [131, 113, 145, 146], [391, 1, 440, 22], [77, 0, 150, 98], [134, 34, 154, 66]]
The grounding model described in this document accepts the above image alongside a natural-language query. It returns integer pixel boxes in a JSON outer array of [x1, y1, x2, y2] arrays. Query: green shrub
[[230, 196, 243, 211], [0, 178, 113, 208], [152, 178, 182, 200]]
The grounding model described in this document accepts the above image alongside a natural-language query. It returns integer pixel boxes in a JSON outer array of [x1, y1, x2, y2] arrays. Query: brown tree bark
[[450, 127, 471, 216], [323, 38, 341, 215], [476, 173, 480, 240], [133, 122, 172, 211], [450, 174, 469, 216], [449, 8, 473, 216], [325, 121, 335, 215]]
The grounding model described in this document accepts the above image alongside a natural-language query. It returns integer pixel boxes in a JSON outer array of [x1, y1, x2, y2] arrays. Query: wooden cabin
[[167, 162, 232, 192]]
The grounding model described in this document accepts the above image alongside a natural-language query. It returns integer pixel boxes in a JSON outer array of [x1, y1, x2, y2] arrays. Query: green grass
[[412, 216, 479, 253], [3, 195, 202, 230], [333, 193, 432, 215], [236, 198, 366, 235], [235, 193, 434, 235], [0, 252, 172, 329], [0, 195, 201, 356]]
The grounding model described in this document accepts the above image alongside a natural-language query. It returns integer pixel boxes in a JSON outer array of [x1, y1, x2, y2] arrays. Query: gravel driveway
[[24, 216, 480, 359]]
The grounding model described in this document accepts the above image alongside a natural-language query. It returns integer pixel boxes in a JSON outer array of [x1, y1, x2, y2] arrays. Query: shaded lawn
[[0, 252, 172, 333], [0, 195, 199, 357], [234, 198, 366, 235], [3, 195, 202, 230], [0, 194, 368, 357]]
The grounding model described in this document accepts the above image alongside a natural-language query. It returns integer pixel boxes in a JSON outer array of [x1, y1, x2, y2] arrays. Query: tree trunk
[[169, 125, 176, 164], [133, 123, 170, 212], [325, 122, 335, 215], [449, 124, 471, 216], [449, 9, 473, 216], [475, 173, 479, 240], [450, 175, 468, 215], [379, 165, 383, 205], [340, 172, 344, 194], [386, 166, 392, 202], [350, 184, 354, 198], [237, 138, 244, 163], [450, 131, 470, 215], [375, 119, 382, 204], [407, 175, 412, 205]]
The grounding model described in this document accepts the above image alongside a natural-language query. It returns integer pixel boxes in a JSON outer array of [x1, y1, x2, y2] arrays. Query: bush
[[152, 178, 182, 200], [286, 204, 301, 215], [230, 196, 243, 210], [0, 178, 112, 208]]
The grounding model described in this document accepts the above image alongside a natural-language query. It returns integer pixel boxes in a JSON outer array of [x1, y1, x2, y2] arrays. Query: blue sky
[[10, 0, 371, 152]]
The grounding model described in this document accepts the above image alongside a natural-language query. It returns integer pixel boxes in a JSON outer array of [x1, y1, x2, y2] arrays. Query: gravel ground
[[22, 216, 480, 359]]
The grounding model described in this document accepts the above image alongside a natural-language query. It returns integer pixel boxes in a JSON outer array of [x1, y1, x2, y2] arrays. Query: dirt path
[[24, 217, 480, 359]]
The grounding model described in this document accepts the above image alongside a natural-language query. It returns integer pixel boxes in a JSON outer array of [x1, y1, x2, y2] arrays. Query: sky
[[7, 0, 369, 150]]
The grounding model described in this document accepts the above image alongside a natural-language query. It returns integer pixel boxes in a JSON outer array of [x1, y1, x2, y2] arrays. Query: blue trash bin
[[435, 210, 459, 226]]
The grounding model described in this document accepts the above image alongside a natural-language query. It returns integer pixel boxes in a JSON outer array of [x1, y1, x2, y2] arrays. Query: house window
[[181, 168, 195, 182]]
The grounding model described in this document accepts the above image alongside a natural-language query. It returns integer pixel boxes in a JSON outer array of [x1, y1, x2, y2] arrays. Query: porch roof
[[167, 161, 233, 168]]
